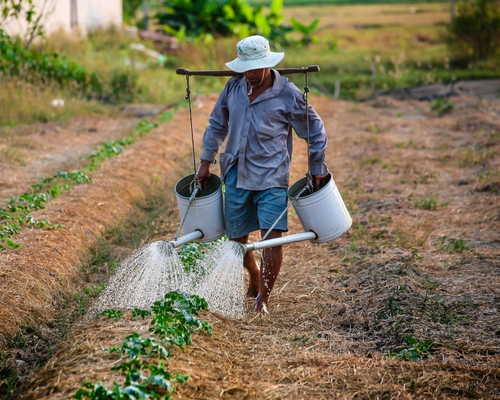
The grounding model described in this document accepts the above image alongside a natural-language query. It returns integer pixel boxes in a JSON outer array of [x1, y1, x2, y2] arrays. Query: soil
[[1, 93, 499, 399]]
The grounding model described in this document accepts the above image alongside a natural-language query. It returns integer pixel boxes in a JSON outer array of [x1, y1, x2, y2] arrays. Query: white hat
[[225, 35, 284, 73]]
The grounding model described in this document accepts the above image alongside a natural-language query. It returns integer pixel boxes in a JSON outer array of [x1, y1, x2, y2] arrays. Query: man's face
[[243, 68, 268, 87]]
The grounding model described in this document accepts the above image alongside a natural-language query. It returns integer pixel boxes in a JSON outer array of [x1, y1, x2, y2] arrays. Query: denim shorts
[[224, 165, 288, 239]]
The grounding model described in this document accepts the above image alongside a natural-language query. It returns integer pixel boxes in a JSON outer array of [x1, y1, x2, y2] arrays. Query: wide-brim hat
[[225, 35, 284, 73]]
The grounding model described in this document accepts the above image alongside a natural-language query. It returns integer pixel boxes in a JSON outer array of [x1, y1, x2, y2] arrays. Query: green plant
[[177, 242, 202, 269], [132, 307, 152, 320], [109, 332, 170, 359], [412, 192, 440, 211], [374, 285, 409, 323], [101, 309, 123, 320], [421, 296, 468, 325], [0, 0, 51, 48], [290, 17, 320, 47], [73, 360, 188, 400], [72, 292, 211, 400], [448, 0, 500, 60], [0, 351, 17, 400], [392, 334, 434, 360], [150, 292, 212, 349], [0, 29, 104, 95], [430, 98, 455, 116], [155, 0, 315, 48], [177, 236, 227, 270], [123, 0, 144, 23], [437, 236, 469, 252]]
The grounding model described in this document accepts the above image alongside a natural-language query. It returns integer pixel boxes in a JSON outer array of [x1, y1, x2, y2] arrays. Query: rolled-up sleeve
[[288, 90, 328, 175]]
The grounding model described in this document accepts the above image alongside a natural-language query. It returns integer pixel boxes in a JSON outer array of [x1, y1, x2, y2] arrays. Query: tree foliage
[[448, 0, 500, 60], [0, 0, 56, 48], [155, 0, 317, 48], [123, 0, 144, 23]]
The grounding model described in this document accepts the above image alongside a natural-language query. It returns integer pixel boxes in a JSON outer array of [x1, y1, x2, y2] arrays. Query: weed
[[0, 148, 24, 164], [359, 156, 381, 169], [293, 334, 311, 344], [101, 309, 123, 320], [437, 236, 469, 252], [0, 353, 17, 400], [72, 283, 107, 318], [391, 334, 434, 360], [374, 285, 410, 323], [458, 148, 498, 168], [396, 139, 417, 149], [132, 308, 152, 320], [422, 296, 468, 325], [430, 98, 455, 115], [412, 192, 440, 210], [413, 172, 437, 184]]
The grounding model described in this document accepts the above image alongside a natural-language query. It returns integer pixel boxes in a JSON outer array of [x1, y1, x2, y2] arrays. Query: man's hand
[[196, 161, 211, 187], [312, 173, 329, 192]]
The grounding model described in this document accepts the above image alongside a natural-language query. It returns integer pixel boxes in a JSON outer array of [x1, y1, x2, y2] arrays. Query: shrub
[[0, 29, 141, 104], [448, 0, 500, 61], [155, 0, 316, 48], [123, 0, 144, 23]]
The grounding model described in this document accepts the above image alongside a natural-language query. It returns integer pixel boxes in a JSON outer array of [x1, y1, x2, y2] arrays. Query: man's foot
[[253, 294, 269, 314], [247, 286, 259, 298]]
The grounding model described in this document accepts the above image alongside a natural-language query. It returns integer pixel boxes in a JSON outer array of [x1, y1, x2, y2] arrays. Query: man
[[196, 35, 329, 313]]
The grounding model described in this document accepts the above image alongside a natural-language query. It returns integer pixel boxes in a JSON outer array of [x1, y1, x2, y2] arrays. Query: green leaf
[[6, 239, 21, 249]]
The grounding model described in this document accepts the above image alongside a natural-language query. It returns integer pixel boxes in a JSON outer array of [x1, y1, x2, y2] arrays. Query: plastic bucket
[[174, 173, 225, 243], [288, 173, 352, 243]]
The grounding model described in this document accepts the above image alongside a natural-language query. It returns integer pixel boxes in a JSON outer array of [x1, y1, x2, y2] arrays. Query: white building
[[1, 0, 122, 38]]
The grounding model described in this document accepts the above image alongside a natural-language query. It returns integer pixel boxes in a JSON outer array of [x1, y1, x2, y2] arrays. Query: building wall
[[1, 0, 122, 39]]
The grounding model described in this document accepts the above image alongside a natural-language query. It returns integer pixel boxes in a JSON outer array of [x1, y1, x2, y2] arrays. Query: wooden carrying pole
[[176, 65, 320, 77]]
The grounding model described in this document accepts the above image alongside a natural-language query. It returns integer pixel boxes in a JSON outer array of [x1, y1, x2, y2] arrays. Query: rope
[[185, 71, 197, 175], [302, 67, 313, 193], [173, 71, 203, 241]]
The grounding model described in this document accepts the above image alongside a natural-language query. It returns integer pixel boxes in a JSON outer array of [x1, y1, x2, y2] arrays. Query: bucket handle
[[261, 179, 313, 242], [174, 179, 202, 241]]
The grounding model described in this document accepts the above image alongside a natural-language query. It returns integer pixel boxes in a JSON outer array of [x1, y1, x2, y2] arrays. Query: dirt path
[[1, 94, 500, 399]]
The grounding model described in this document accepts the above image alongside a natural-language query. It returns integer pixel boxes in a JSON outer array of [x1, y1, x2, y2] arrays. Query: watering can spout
[[240, 231, 318, 254], [170, 230, 204, 248]]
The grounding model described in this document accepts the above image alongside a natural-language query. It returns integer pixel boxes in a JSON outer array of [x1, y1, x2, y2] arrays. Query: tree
[[448, 0, 500, 60], [0, 0, 57, 48]]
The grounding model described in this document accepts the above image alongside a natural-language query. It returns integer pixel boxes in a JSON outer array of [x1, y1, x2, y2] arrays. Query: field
[[1, 2, 500, 400]]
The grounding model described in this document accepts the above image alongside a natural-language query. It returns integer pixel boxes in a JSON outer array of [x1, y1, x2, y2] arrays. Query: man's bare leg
[[231, 234, 260, 298], [254, 229, 283, 313]]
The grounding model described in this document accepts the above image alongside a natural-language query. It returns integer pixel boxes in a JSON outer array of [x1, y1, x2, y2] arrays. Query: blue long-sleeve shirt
[[200, 70, 328, 191]]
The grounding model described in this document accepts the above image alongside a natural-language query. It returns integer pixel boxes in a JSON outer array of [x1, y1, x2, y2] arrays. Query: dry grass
[[0, 80, 111, 126], [2, 93, 500, 399], [286, 3, 450, 29]]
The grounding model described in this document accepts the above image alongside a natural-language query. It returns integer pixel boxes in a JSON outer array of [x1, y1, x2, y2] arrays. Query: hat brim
[[225, 52, 284, 73]]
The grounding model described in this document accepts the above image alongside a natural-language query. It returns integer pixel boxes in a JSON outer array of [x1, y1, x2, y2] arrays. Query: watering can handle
[[173, 184, 201, 241], [176, 65, 320, 77]]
